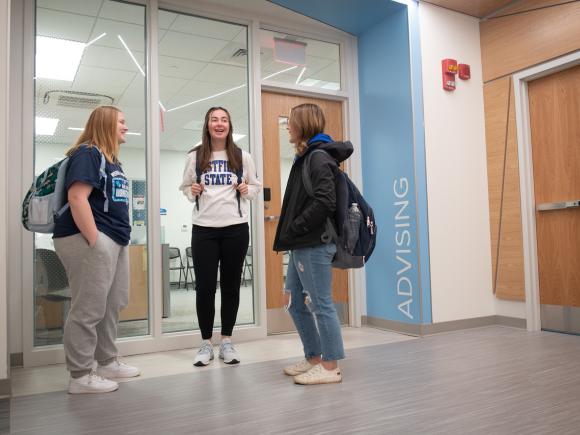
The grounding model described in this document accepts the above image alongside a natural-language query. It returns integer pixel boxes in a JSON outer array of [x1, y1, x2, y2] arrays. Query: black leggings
[[191, 223, 249, 339]]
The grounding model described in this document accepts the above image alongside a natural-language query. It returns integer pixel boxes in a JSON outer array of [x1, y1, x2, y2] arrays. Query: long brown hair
[[289, 103, 326, 155], [192, 106, 242, 173], [66, 105, 122, 163]]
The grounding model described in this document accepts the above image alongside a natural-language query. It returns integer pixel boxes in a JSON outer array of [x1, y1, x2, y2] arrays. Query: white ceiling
[[35, 0, 341, 153]]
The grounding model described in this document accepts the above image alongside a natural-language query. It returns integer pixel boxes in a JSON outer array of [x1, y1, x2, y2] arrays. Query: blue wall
[[359, 8, 425, 324]]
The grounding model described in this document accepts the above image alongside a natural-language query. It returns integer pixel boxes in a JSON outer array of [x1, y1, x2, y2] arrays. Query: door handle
[[264, 215, 280, 222], [537, 200, 580, 211]]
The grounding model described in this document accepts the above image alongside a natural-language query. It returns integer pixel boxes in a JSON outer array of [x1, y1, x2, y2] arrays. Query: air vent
[[57, 95, 103, 109], [231, 48, 247, 58], [43, 90, 115, 108]]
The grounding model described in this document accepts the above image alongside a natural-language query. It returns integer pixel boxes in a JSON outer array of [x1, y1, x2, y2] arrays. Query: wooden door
[[529, 64, 580, 333], [262, 91, 348, 333]]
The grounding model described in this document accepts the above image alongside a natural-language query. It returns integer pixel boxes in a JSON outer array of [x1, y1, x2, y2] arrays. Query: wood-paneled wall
[[480, 0, 580, 300], [481, 1, 580, 82]]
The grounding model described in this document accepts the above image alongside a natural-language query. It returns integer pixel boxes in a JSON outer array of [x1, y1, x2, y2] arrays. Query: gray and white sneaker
[[68, 371, 119, 394], [193, 340, 214, 367], [219, 340, 240, 365]]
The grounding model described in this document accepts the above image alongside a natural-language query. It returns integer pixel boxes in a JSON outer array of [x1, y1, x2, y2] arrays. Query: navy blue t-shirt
[[53, 145, 131, 246]]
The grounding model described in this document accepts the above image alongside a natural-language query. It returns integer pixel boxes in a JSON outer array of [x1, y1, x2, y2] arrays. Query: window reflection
[[33, 0, 148, 346], [158, 11, 253, 333]]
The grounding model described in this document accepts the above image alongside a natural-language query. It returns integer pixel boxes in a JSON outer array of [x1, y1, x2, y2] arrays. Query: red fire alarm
[[441, 58, 458, 91], [458, 63, 471, 80]]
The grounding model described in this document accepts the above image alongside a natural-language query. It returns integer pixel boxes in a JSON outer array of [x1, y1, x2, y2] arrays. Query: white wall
[[419, 3, 525, 322], [1, 0, 11, 380]]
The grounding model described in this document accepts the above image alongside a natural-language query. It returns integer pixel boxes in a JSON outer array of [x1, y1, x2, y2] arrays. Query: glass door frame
[[19, 0, 362, 367]]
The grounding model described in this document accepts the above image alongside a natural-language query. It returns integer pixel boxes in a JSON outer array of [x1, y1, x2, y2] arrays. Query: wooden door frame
[[513, 50, 580, 332], [257, 85, 366, 329]]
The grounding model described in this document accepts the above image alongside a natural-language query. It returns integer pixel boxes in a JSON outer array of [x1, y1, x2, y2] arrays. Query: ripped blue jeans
[[284, 243, 345, 361]]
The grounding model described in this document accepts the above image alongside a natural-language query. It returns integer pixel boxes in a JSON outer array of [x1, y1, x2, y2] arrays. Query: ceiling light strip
[[263, 65, 298, 80], [166, 84, 246, 113], [117, 35, 145, 77], [295, 67, 306, 85], [85, 32, 107, 48]]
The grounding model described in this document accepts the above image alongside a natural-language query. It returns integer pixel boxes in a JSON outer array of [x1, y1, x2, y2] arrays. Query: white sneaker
[[219, 340, 240, 365], [68, 371, 119, 394], [194, 341, 214, 367], [293, 364, 342, 385], [97, 359, 141, 379], [283, 359, 314, 376]]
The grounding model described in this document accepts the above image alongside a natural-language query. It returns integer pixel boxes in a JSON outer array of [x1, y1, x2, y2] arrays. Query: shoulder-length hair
[[66, 105, 122, 163], [289, 103, 326, 155], [193, 106, 242, 173]]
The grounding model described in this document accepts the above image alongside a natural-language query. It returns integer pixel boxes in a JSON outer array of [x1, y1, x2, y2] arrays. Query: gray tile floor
[[8, 326, 580, 434]]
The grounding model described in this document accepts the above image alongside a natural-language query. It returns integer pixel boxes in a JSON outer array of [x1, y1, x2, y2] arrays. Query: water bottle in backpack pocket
[[302, 148, 377, 269]]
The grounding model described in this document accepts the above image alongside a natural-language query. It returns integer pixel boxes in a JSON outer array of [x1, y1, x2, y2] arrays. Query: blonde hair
[[289, 103, 326, 155], [67, 105, 122, 163]]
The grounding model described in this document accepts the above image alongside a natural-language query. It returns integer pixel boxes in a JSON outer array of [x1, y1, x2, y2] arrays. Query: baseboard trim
[[10, 353, 22, 368], [363, 315, 526, 336], [0, 378, 10, 399]]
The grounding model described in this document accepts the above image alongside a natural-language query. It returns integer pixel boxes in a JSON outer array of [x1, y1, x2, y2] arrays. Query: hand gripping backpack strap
[[301, 149, 337, 244], [235, 147, 243, 217], [195, 147, 202, 211]]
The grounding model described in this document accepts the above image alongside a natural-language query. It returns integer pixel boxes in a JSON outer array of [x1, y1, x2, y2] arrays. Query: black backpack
[[302, 149, 377, 269], [194, 146, 244, 217]]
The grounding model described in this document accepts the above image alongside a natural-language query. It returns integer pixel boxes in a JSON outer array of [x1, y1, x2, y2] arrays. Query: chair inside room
[[168, 246, 186, 288], [184, 246, 195, 290], [242, 246, 253, 286], [35, 248, 71, 332]]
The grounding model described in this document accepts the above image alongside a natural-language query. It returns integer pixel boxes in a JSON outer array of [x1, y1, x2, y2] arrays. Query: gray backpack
[[21, 150, 107, 233]]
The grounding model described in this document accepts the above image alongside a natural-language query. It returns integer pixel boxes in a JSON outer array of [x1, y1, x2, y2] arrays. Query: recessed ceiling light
[[36, 117, 59, 135], [36, 36, 86, 81]]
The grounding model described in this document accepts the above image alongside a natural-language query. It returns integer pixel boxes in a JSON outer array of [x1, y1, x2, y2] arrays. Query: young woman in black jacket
[[274, 103, 353, 385]]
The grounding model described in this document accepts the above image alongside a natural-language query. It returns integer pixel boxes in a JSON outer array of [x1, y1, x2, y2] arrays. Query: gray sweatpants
[[54, 232, 129, 377]]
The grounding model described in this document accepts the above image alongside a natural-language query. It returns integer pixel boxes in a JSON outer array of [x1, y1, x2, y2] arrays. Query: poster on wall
[[131, 180, 147, 227]]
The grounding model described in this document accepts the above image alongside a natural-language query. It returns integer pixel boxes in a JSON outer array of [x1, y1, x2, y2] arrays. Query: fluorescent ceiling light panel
[[67, 127, 83, 131], [36, 117, 59, 135], [36, 36, 85, 81]]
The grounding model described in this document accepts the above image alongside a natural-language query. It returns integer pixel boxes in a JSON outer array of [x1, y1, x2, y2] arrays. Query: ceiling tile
[[36, 8, 95, 42], [193, 63, 247, 85], [72, 65, 137, 97], [159, 31, 228, 61], [99, 0, 145, 26], [159, 56, 206, 80], [90, 19, 146, 53], [81, 45, 143, 73], [37, 0, 102, 17], [159, 10, 178, 30], [170, 14, 244, 41]]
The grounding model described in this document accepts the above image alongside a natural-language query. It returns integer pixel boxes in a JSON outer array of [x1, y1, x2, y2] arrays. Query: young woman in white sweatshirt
[[179, 106, 261, 366]]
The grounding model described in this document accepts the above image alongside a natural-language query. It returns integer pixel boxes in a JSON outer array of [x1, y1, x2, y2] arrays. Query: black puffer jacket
[[273, 140, 354, 251]]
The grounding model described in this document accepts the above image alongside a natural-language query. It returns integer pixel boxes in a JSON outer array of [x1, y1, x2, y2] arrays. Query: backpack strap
[[301, 149, 337, 243], [235, 147, 243, 218], [98, 151, 108, 212], [194, 147, 202, 211]]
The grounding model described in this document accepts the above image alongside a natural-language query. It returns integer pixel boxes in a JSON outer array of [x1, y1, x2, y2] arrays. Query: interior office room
[[1, 0, 580, 433]]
